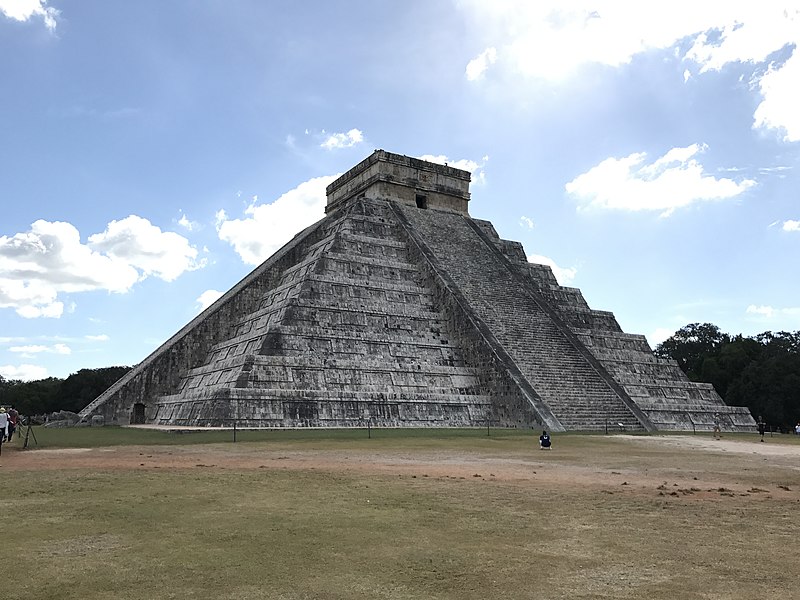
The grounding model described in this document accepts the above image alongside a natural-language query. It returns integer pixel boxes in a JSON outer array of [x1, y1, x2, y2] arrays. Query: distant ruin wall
[[79, 219, 328, 425]]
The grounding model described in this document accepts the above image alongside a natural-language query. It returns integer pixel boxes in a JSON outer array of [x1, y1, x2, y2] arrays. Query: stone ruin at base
[[80, 150, 756, 433]]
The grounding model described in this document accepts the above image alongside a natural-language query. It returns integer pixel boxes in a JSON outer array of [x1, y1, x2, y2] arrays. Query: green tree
[[654, 323, 729, 380], [657, 324, 800, 430], [53, 366, 130, 413]]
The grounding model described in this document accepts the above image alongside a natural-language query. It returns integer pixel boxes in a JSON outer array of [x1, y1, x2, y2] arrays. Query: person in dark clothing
[[757, 416, 766, 442], [7, 406, 18, 440], [539, 430, 551, 450]]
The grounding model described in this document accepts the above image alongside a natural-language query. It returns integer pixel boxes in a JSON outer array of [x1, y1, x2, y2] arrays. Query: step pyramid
[[81, 150, 756, 432]]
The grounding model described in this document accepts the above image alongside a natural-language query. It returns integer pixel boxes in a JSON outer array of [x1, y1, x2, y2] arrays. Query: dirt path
[[2, 434, 798, 502], [618, 433, 800, 457]]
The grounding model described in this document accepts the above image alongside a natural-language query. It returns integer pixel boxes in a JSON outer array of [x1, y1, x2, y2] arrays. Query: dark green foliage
[[0, 366, 130, 416], [653, 323, 729, 380], [53, 366, 130, 413], [0, 377, 61, 415], [656, 325, 800, 430]]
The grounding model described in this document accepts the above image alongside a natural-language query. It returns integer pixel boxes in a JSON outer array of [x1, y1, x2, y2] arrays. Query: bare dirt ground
[[3, 434, 798, 502]]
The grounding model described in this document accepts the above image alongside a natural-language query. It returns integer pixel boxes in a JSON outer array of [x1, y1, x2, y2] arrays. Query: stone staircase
[[494, 233, 755, 432], [394, 202, 647, 432]]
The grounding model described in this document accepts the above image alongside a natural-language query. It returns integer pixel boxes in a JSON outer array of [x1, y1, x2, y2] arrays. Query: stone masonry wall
[[146, 199, 499, 428], [79, 219, 330, 425]]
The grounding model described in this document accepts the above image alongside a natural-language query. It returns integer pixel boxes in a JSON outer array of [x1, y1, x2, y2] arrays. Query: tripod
[[23, 416, 38, 449]]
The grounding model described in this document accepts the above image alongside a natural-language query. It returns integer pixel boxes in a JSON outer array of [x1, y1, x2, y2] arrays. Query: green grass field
[[2, 428, 798, 599]]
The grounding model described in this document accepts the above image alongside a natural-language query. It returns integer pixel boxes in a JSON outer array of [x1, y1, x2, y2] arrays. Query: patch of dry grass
[[2, 432, 799, 599]]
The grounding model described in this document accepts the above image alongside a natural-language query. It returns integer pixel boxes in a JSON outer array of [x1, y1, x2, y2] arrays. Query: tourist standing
[[0, 408, 8, 442], [712, 412, 721, 440], [757, 416, 766, 442], [7, 406, 18, 441]]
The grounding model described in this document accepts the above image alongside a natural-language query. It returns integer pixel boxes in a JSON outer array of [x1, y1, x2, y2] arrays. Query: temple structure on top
[[81, 150, 755, 433], [325, 150, 471, 215]]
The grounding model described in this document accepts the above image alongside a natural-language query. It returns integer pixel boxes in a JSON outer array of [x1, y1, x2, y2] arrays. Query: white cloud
[[520, 216, 535, 229], [196, 289, 224, 312], [649, 327, 675, 347], [783, 220, 800, 232], [85, 334, 109, 342], [747, 304, 800, 320], [747, 304, 775, 318], [461, 3, 798, 78], [458, 3, 800, 140], [217, 175, 336, 265], [684, 6, 798, 72], [177, 212, 198, 232], [0, 363, 48, 381], [565, 144, 756, 216], [320, 129, 364, 150], [417, 154, 489, 185], [466, 47, 497, 81], [527, 253, 577, 285], [0, 216, 202, 319], [0, 0, 58, 31], [88, 215, 204, 282], [753, 51, 800, 142], [9, 343, 70, 355]]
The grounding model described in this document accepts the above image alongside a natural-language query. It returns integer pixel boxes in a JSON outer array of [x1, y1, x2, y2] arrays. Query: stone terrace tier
[[489, 230, 755, 432], [147, 198, 530, 428]]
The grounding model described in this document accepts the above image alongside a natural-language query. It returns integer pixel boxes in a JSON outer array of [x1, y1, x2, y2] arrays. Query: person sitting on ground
[[539, 430, 551, 450]]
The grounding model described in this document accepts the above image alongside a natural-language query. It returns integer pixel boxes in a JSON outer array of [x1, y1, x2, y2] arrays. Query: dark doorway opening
[[415, 194, 428, 209], [131, 403, 146, 424]]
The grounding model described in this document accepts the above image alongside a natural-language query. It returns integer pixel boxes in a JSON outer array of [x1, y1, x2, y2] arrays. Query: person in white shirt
[[0, 408, 8, 443]]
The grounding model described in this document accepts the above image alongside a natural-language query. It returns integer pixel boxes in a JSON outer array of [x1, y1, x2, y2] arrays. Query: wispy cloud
[[416, 154, 489, 185], [465, 47, 497, 81], [459, 3, 800, 140], [9, 343, 71, 357], [520, 216, 535, 229], [782, 220, 800, 232], [746, 304, 800, 319], [320, 129, 364, 150], [177, 212, 199, 232], [85, 334, 109, 342]]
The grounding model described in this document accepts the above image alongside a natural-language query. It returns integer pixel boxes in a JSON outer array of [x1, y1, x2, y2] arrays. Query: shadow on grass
[[14, 425, 539, 449]]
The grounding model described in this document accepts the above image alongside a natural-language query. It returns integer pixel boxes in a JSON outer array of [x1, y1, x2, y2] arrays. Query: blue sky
[[1, 1, 798, 381]]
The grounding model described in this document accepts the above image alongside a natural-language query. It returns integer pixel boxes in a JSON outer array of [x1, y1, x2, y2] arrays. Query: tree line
[[0, 366, 130, 417], [654, 323, 800, 431]]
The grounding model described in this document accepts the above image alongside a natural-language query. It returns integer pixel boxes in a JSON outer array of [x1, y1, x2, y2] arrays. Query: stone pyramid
[[81, 151, 755, 432]]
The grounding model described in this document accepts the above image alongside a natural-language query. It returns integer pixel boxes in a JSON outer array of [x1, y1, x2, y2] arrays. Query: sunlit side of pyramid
[[81, 151, 756, 432]]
